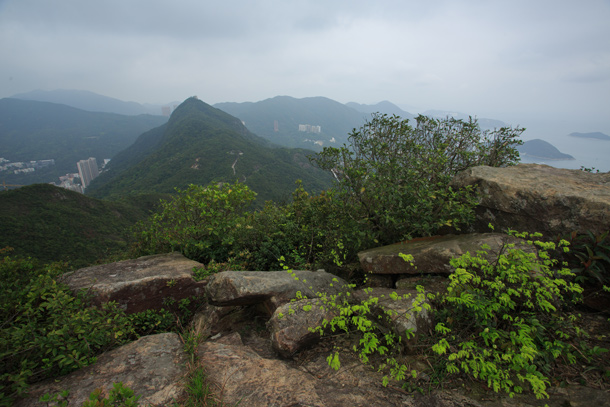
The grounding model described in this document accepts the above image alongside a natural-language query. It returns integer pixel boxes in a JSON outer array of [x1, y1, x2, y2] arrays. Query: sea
[[518, 135, 610, 173]]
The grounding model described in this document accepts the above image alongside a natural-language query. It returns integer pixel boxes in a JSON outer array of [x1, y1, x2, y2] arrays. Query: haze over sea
[[518, 134, 610, 173]]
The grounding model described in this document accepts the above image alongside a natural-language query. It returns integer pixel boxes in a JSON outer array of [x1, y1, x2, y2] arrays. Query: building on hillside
[[77, 157, 100, 189]]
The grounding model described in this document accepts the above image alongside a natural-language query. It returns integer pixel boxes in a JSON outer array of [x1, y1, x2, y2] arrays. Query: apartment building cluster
[[298, 124, 322, 134], [0, 158, 55, 174]]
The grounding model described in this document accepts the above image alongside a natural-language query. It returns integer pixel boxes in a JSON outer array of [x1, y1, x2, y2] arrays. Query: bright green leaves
[[433, 230, 587, 399]]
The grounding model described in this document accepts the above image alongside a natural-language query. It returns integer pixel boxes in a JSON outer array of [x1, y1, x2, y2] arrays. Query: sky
[[1, 0, 609, 139]]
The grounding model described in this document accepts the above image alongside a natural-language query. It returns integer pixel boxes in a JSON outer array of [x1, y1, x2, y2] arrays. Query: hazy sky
[[1, 0, 609, 138]]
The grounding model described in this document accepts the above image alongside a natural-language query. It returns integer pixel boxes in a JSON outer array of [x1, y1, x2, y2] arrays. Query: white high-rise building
[[77, 157, 100, 189]]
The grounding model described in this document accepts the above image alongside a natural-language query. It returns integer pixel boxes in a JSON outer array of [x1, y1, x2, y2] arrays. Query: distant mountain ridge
[[0, 98, 168, 185], [345, 100, 415, 120], [87, 97, 333, 203], [214, 96, 368, 150], [569, 132, 610, 141], [11, 89, 173, 116]]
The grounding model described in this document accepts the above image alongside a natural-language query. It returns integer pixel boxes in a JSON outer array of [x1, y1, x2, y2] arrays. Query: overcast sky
[[1, 0, 609, 138]]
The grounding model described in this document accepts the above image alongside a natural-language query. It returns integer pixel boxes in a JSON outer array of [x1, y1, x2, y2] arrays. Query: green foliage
[[0, 251, 135, 404], [82, 383, 141, 407], [133, 182, 256, 263], [432, 231, 585, 399], [557, 230, 610, 285], [313, 114, 523, 244], [0, 184, 156, 268], [237, 181, 371, 271]]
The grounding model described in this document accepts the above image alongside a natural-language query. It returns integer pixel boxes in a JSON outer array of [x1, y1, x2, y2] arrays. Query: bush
[[0, 250, 135, 405], [133, 182, 256, 263], [312, 114, 523, 244], [431, 230, 585, 399]]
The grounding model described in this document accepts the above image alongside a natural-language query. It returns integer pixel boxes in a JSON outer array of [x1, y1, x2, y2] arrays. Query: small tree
[[312, 114, 523, 244], [133, 182, 256, 263]]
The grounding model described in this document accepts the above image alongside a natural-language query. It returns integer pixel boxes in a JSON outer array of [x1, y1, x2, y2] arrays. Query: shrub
[[431, 230, 585, 399], [0, 250, 135, 405], [133, 182, 256, 263], [312, 114, 523, 244]]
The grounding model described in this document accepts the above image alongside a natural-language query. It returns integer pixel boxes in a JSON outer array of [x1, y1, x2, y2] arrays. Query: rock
[[190, 303, 239, 339], [358, 233, 525, 275], [450, 164, 610, 237], [268, 298, 341, 358], [198, 332, 417, 407], [61, 252, 206, 313], [354, 288, 433, 351], [205, 269, 351, 313], [15, 333, 187, 407]]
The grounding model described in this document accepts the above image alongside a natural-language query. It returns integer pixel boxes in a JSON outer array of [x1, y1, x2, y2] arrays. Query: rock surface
[[450, 164, 610, 237], [61, 252, 205, 313], [358, 233, 524, 275], [15, 333, 187, 407], [268, 298, 341, 358], [205, 269, 351, 313]]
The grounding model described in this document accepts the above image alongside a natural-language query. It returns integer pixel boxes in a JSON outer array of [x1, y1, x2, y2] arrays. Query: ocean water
[[519, 135, 610, 173]]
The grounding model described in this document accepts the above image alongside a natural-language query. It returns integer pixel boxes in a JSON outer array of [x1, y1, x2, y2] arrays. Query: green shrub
[[133, 182, 256, 263], [431, 230, 585, 399], [0, 250, 135, 405], [312, 114, 523, 244]]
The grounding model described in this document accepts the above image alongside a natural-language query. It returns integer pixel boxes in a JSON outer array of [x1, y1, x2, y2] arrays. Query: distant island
[[569, 132, 610, 141], [517, 139, 575, 161]]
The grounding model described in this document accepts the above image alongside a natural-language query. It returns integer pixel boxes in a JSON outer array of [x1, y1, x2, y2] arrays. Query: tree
[[312, 114, 523, 244]]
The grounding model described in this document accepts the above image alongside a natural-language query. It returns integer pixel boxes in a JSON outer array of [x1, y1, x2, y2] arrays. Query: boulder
[[15, 333, 186, 407], [268, 298, 341, 358], [198, 332, 417, 407], [450, 164, 610, 237], [61, 252, 206, 313], [205, 269, 351, 313], [358, 233, 525, 275]]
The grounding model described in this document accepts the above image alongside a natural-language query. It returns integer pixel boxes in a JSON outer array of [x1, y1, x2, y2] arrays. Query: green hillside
[[214, 96, 367, 149], [0, 98, 168, 185], [0, 184, 163, 267], [86, 97, 334, 203]]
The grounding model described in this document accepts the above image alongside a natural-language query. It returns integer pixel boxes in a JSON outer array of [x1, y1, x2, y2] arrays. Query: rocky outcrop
[[15, 333, 187, 407], [205, 269, 351, 313], [450, 164, 610, 237], [61, 252, 205, 313], [358, 233, 526, 276]]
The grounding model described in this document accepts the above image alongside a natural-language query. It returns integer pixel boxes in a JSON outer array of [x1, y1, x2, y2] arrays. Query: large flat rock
[[358, 233, 524, 275], [205, 270, 351, 313], [451, 164, 610, 237], [61, 252, 206, 313], [15, 333, 187, 406]]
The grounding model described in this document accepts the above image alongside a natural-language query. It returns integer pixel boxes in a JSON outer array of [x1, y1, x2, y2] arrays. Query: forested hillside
[[0, 98, 167, 185], [87, 97, 334, 203]]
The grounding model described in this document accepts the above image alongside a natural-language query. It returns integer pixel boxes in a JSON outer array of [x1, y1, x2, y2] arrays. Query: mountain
[[214, 96, 367, 150], [11, 89, 172, 116], [569, 132, 610, 141], [86, 97, 334, 203], [345, 100, 415, 120], [0, 98, 168, 186], [517, 139, 575, 160], [421, 109, 507, 130], [0, 183, 160, 267]]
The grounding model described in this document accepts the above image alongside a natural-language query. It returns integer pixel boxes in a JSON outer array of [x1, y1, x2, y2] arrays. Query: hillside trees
[[313, 114, 523, 244]]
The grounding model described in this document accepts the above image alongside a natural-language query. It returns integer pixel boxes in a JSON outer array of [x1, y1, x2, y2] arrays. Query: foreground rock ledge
[[61, 252, 205, 313], [15, 333, 187, 407], [451, 164, 610, 237]]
